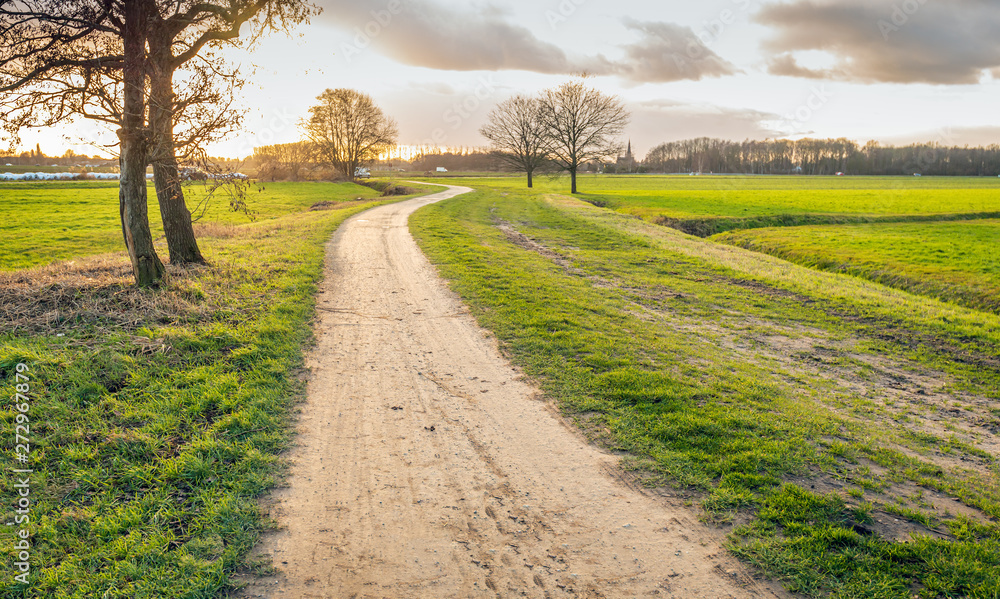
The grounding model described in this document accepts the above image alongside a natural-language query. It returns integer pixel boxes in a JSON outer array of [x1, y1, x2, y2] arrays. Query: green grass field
[[427, 175, 1000, 236], [0, 180, 432, 597], [0, 181, 388, 270], [423, 174, 999, 315], [411, 183, 1000, 598], [715, 220, 1000, 315]]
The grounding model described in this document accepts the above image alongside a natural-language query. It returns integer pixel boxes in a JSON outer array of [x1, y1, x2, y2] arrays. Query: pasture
[[0, 181, 388, 270], [411, 179, 1000, 598], [434, 174, 1000, 236]]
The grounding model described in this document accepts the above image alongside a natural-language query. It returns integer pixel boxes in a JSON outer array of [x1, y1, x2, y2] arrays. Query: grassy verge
[[0, 182, 430, 597], [410, 187, 1000, 598], [715, 220, 1000, 314]]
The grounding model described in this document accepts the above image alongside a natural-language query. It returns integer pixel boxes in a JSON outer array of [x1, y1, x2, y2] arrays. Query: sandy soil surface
[[238, 185, 787, 599]]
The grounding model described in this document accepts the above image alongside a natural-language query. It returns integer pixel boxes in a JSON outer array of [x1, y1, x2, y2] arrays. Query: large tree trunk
[[148, 43, 205, 265], [526, 168, 533, 188], [152, 159, 204, 264], [570, 166, 578, 194], [119, 0, 164, 287]]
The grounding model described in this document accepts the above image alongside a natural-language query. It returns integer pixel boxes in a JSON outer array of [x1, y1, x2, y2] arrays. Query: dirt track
[[239, 185, 785, 599]]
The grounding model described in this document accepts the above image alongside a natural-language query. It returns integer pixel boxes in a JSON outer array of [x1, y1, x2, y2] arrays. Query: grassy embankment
[[715, 221, 1000, 315], [0, 180, 433, 597], [410, 184, 1000, 598]]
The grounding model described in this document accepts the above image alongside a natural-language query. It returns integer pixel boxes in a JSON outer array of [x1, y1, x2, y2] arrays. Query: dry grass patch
[[0, 254, 213, 334]]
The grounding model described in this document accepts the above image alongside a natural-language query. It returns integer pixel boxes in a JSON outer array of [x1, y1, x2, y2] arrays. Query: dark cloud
[[321, 0, 573, 73], [756, 0, 1000, 84], [764, 53, 830, 79], [317, 0, 736, 83], [610, 19, 738, 82]]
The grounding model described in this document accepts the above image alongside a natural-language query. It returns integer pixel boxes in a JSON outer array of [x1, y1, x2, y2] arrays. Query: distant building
[[616, 141, 636, 173]]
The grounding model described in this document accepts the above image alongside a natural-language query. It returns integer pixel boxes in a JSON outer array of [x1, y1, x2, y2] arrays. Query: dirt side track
[[239, 185, 786, 599]]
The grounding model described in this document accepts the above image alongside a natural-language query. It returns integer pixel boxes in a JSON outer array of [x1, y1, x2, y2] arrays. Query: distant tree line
[[644, 137, 1000, 176], [252, 142, 503, 181], [408, 149, 499, 173], [643, 137, 1000, 176], [0, 146, 116, 167]]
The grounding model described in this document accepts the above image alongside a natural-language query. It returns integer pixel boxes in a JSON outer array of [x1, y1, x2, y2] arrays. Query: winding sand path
[[240, 184, 784, 599]]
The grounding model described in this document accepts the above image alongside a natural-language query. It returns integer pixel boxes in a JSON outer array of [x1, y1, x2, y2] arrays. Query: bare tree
[[0, 0, 318, 285], [304, 88, 398, 181], [0, 1, 166, 285], [144, 0, 318, 265], [254, 141, 312, 181], [147, 56, 239, 266], [120, 0, 166, 284], [538, 81, 630, 194], [480, 95, 550, 188]]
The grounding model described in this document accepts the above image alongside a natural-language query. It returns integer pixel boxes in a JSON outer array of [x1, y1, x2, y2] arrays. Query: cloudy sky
[[28, 0, 1000, 159]]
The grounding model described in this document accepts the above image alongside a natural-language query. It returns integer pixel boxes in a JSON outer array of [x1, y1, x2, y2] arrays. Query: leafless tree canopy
[[538, 81, 630, 193], [0, 0, 319, 285], [0, 1, 120, 145], [477, 81, 630, 193], [0, 1, 316, 149], [304, 88, 399, 181], [479, 95, 550, 188]]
